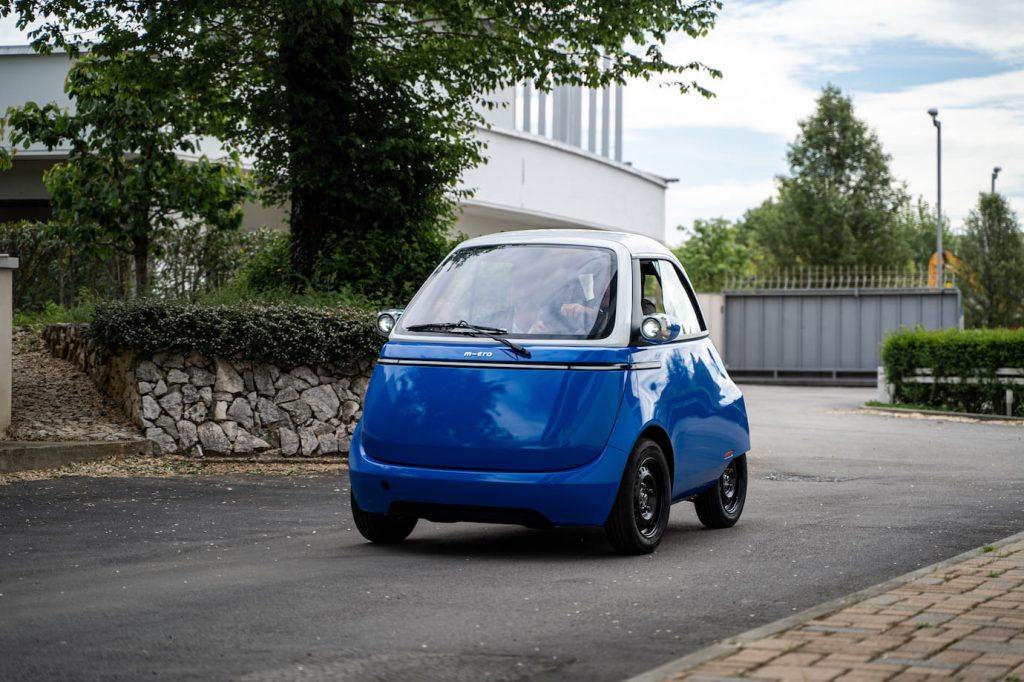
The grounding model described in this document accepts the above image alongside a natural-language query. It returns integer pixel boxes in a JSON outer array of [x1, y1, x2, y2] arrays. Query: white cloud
[[626, 0, 1024, 238], [859, 70, 1024, 230]]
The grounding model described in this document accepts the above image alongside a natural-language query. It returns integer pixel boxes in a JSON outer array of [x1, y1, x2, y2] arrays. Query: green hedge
[[89, 300, 382, 368], [881, 327, 1024, 416]]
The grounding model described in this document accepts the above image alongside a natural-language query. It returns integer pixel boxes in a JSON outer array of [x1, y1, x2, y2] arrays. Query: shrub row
[[881, 327, 1024, 416], [89, 299, 383, 369]]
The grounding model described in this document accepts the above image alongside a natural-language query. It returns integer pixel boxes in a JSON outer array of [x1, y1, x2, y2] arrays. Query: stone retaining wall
[[43, 324, 140, 426], [42, 324, 375, 457]]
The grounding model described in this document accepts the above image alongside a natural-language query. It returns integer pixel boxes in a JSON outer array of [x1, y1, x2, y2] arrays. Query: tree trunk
[[132, 234, 149, 298], [289, 185, 329, 284], [280, 2, 356, 283]]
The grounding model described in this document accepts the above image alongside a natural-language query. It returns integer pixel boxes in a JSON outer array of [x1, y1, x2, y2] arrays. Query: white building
[[0, 47, 670, 241]]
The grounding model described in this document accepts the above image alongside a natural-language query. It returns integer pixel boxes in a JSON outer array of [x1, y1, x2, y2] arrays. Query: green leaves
[[743, 85, 911, 269], [3, 53, 252, 295], [89, 299, 382, 369], [673, 218, 753, 292], [1, 0, 724, 298], [959, 193, 1024, 329], [881, 327, 1024, 416]]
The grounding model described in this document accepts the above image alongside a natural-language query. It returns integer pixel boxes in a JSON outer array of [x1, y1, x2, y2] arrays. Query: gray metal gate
[[722, 289, 961, 384]]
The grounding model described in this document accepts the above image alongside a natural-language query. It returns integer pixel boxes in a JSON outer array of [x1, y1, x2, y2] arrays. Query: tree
[[3, 54, 251, 295], [958, 193, 1024, 328], [895, 196, 956, 270], [746, 85, 910, 268], [1, 0, 724, 296], [673, 218, 753, 292]]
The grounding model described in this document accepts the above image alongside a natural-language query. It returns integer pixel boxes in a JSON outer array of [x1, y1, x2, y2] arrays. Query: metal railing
[[723, 265, 953, 291]]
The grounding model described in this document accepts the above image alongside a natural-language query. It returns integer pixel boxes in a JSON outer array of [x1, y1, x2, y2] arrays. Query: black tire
[[351, 492, 418, 543], [604, 439, 672, 555], [694, 455, 747, 529]]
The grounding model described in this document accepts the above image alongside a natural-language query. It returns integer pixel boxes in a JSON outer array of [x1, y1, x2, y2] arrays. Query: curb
[[860, 405, 1024, 423], [624, 528, 1024, 682], [0, 439, 151, 473]]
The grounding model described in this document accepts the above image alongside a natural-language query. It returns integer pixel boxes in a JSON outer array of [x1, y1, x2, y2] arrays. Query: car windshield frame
[[397, 243, 622, 343]]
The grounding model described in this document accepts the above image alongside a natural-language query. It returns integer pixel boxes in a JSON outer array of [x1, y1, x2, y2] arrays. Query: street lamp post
[[992, 166, 1002, 194], [928, 108, 943, 288]]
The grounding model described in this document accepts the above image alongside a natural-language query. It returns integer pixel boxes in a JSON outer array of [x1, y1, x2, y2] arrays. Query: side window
[[656, 261, 703, 335], [639, 260, 664, 315]]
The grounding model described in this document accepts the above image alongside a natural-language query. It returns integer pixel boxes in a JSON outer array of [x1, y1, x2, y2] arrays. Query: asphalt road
[[2, 385, 1022, 682]]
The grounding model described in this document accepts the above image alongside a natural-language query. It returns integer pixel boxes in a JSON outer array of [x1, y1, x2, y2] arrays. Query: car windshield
[[400, 244, 618, 340]]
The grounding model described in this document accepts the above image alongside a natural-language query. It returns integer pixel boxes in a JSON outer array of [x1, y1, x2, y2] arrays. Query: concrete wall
[[240, 199, 288, 232], [457, 128, 667, 241], [0, 159, 55, 201], [0, 256, 17, 433], [0, 50, 74, 155], [695, 293, 724, 356]]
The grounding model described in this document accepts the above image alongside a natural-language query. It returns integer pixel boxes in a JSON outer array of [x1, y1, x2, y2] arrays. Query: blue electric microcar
[[349, 230, 751, 554]]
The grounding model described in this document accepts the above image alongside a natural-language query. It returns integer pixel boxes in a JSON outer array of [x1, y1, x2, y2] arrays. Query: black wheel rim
[[633, 456, 664, 538], [720, 461, 741, 515]]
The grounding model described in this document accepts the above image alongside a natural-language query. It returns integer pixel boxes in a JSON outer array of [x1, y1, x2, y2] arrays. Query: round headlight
[[377, 313, 396, 335], [641, 317, 662, 340]]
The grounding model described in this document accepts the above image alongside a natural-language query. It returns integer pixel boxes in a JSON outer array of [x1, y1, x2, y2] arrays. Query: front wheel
[[694, 455, 747, 528], [604, 439, 672, 554], [351, 492, 418, 543]]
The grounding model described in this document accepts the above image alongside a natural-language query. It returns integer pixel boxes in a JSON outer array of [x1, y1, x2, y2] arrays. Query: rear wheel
[[605, 439, 671, 554], [351, 492, 418, 543], [694, 455, 747, 528]]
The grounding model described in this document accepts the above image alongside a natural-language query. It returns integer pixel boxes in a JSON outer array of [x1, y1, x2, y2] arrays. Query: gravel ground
[[0, 451, 346, 485], [5, 328, 142, 443], [0, 328, 347, 486]]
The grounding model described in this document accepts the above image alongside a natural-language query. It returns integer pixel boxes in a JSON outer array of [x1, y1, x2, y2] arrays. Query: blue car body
[[350, 230, 750, 529]]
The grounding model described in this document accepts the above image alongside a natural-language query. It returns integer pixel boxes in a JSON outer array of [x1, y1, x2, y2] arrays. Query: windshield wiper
[[405, 320, 531, 358]]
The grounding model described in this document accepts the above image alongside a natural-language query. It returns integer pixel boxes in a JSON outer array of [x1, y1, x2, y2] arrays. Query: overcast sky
[[4, 2, 1023, 247], [624, 0, 1024, 244]]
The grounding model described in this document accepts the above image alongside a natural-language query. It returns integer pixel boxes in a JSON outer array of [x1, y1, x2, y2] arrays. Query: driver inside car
[[528, 262, 614, 336]]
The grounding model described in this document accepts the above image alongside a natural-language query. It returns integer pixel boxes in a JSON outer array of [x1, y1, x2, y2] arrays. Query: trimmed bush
[[89, 299, 382, 368], [881, 327, 1024, 416]]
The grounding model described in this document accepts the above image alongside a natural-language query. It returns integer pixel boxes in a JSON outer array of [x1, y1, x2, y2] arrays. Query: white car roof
[[457, 229, 675, 260]]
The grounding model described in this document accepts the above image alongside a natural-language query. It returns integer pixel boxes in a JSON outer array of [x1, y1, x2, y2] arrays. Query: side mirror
[[376, 309, 404, 338], [640, 314, 680, 343]]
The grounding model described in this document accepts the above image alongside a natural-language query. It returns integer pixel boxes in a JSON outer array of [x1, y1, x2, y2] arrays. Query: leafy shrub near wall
[[881, 328, 1024, 416], [89, 300, 382, 368], [0, 220, 132, 309]]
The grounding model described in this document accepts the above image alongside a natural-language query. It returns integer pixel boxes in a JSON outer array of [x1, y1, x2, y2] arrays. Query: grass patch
[[14, 301, 94, 328], [981, 545, 996, 553]]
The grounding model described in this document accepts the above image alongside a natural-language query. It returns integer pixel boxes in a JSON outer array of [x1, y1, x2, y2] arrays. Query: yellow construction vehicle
[[928, 250, 975, 289]]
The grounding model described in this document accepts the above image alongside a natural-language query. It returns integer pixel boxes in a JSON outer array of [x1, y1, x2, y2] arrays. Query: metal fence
[[723, 265, 955, 292], [722, 288, 962, 385]]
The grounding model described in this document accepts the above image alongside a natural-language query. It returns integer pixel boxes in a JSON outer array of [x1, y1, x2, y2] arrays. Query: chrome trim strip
[[377, 358, 662, 371]]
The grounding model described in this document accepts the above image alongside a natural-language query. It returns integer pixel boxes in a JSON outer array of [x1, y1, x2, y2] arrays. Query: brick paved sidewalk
[[636, 533, 1024, 682]]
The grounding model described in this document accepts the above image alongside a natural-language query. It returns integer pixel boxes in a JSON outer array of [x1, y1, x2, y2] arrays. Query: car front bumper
[[348, 425, 630, 527]]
